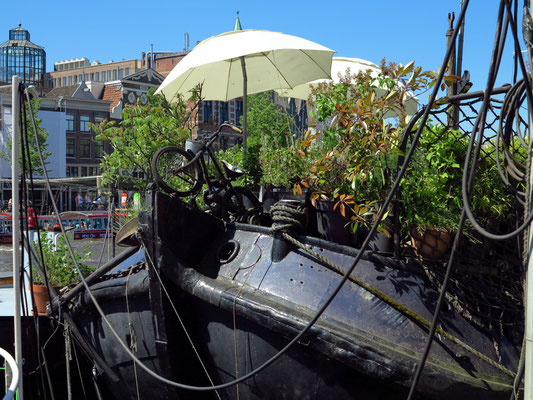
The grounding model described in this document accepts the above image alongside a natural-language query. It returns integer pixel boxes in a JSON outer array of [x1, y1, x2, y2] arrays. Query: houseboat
[[0, 211, 111, 243], [38, 212, 112, 240]]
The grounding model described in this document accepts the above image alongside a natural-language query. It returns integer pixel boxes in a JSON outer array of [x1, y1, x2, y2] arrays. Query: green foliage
[[400, 126, 465, 232], [0, 98, 51, 175], [242, 92, 294, 186], [93, 88, 201, 191], [399, 124, 517, 232], [295, 60, 439, 234], [34, 233, 94, 287], [259, 133, 315, 188], [214, 144, 246, 186]]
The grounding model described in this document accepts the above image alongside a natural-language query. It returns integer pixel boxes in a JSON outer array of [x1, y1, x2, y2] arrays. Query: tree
[[92, 89, 201, 191], [1, 98, 51, 176], [242, 91, 294, 186]]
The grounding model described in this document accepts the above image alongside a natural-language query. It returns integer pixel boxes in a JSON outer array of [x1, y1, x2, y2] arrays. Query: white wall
[[38, 109, 66, 178], [0, 107, 66, 178]]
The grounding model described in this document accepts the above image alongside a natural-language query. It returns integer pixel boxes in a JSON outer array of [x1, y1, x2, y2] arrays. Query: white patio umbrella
[[276, 57, 418, 116], [155, 29, 335, 146]]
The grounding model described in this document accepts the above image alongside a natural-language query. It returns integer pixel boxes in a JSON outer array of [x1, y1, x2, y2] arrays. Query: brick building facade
[[47, 58, 142, 89]]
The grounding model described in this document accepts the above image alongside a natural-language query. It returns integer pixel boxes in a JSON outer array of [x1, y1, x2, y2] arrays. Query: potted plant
[[399, 124, 518, 260], [31, 233, 94, 314], [257, 129, 316, 213], [295, 60, 437, 249]]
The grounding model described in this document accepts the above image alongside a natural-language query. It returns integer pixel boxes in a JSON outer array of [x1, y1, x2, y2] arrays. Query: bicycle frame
[[185, 124, 246, 209]]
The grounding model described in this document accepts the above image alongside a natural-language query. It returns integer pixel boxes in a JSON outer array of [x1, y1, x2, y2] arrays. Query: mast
[[525, 1, 533, 397], [11, 75, 23, 399]]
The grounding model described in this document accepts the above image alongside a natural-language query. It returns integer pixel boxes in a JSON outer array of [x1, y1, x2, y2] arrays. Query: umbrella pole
[[240, 56, 248, 157]]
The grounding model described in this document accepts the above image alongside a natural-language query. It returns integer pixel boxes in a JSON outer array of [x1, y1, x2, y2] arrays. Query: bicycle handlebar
[[185, 123, 243, 166], [205, 123, 242, 142]]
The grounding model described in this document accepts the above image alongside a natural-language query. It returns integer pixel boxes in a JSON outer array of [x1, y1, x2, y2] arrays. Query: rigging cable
[[409, 0, 533, 397], [23, 0, 469, 393], [19, 85, 52, 400], [461, 0, 533, 241]]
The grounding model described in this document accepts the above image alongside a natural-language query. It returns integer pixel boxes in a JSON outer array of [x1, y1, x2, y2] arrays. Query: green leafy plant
[[399, 124, 517, 234], [92, 87, 201, 191], [243, 91, 295, 187], [34, 234, 94, 288], [0, 98, 51, 175], [259, 132, 315, 189], [295, 60, 439, 235]]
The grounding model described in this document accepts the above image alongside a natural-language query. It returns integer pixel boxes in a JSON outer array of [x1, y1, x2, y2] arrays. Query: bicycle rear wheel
[[151, 146, 202, 197], [216, 186, 262, 222]]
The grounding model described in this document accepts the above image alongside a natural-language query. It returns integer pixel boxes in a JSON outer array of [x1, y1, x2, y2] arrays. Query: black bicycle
[[151, 124, 263, 223]]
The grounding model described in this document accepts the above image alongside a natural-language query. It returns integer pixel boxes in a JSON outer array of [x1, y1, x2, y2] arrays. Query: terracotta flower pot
[[30, 283, 61, 315], [410, 228, 453, 260]]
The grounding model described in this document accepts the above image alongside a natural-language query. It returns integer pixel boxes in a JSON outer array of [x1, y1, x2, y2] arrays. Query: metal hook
[[448, 12, 455, 29]]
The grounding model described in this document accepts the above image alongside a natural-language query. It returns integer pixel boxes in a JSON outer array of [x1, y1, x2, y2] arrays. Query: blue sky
[[1, 1, 526, 96]]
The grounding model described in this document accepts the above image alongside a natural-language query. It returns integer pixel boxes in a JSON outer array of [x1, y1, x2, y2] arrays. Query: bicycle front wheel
[[151, 146, 202, 196]]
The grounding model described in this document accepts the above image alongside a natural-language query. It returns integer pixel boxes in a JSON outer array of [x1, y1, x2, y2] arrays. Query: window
[[219, 102, 229, 123], [79, 74, 82, 82], [235, 100, 243, 126], [94, 140, 104, 158], [113, 70, 117, 80], [108, 70, 112, 81], [119, 69, 124, 79], [80, 139, 90, 158], [74, 75, 78, 84], [101, 71, 106, 82], [96, 72, 100, 82], [85, 73, 89, 82], [81, 166, 88, 177], [53, 78, 56, 88], [125, 68, 130, 76], [66, 138, 75, 157], [66, 166, 79, 177], [63, 77, 67, 87], [66, 114, 75, 131], [68, 76, 72, 85], [203, 101, 213, 122], [90, 73, 94, 81], [80, 116, 90, 132]]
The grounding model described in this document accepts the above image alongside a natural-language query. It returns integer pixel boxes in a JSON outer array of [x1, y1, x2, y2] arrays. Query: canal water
[[0, 238, 130, 274]]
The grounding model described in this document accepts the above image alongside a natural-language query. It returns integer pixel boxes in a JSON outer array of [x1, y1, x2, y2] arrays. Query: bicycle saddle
[[221, 160, 245, 178]]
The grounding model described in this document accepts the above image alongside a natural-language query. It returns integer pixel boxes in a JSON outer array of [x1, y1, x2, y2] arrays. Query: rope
[[270, 203, 306, 233], [278, 231, 514, 377], [125, 267, 141, 400], [72, 338, 87, 400], [64, 323, 72, 400], [139, 237, 223, 400], [231, 234, 261, 400]]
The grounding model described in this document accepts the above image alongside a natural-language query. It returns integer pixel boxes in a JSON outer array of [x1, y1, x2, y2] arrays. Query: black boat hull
[[67, 190, 519, 399]]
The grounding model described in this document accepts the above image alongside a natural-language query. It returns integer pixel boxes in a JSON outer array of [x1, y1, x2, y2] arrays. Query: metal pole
[[446, 12, 459, 128], [240, 57, 248, 157], [11, 75, 23, 399], [456, 0, 466, 77], [524, 1, 533, 397]]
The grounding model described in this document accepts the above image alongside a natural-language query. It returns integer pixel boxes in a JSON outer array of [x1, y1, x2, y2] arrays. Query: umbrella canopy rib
[[258, 51, 291, 90], [300, 49, 332, 82]]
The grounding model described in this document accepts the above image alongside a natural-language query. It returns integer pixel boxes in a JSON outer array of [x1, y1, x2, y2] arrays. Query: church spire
[[234, 11, 243, 31]]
